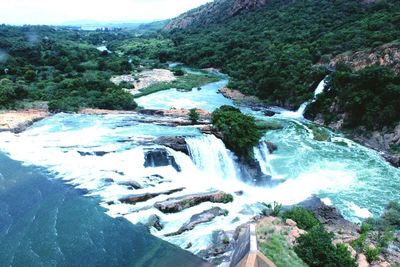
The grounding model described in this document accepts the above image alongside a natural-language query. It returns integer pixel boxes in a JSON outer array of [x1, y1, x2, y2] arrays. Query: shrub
[[0, 79, 16, 107], [282, 207, 320, 231], [100, 88, 138, 110], [364, 245, 379, 263], [212, 105, 262, 159], [188, 108, 200, 123], [295, 225, 356, 267], [220, 193, 234, 204]]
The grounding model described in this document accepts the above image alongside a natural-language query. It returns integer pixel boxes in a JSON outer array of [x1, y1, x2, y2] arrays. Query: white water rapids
[[0, 75, 399, 255]]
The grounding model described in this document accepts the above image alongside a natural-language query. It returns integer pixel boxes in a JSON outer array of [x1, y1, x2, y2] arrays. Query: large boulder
[[144, 148, 181, 172], [154, 191, 233, 213], [119, 187, 185, 204], [154, 136, 188, 155], [166, 207, 227, 236]]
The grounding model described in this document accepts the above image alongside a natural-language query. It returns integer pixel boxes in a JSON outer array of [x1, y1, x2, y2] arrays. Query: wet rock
[[119, 187, 185, 204], [238, 157, 271, 185], [199, 230, 234, 264], [154, 191, 233, 213], [264, 110, 276, 117], [234, 190, 244, 196], [185, 242, 193, 249], [103, 178, 114, 183], [266, 141, 278, 154], [145, 214, 163, 231], [199, 125, 223, 139], [119, 180, 142, 189], [78, 151, 111, 157], [139, 109, 165, 116], [297, 196, 359, 238], [154, 136, 188, 155], [166, 207, 227, 236], [144, 148, 181, 172]]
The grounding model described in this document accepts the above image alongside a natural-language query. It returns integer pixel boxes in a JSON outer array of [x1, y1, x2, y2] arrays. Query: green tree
[[212, 105, 262, 159], [294, 225, 356, 267], [188, 108, 200, 123], [0, 79, 16, 107]]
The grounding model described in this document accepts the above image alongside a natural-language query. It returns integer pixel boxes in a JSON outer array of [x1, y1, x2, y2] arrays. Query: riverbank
[[0, 109, 49, 133]]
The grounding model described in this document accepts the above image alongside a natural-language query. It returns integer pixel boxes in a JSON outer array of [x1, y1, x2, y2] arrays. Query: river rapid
[[0, 71, 399, 257]]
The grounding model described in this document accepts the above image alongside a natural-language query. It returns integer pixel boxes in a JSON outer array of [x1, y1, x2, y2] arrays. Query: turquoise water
[[135, 79, 234, 111], [0, 153, 205, 266], [0, 72, 399, 259]]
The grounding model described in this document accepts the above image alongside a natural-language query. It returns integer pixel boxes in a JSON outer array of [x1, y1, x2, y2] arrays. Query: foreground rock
[[144, 214, 163, 231], [154, 191, 233, 213], [0, 109, 49, 133], [119, 187, 185, 204], [166, 207, 227, 236]]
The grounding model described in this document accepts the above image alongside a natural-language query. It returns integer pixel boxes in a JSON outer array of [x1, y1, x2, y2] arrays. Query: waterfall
[[280, 77, 327, 119], [253, 142, 275, 177], [185, 135, 239, 180]]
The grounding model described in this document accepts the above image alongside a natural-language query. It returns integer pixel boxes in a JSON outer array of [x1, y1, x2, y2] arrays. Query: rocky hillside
[[165, 0, 271, 30]]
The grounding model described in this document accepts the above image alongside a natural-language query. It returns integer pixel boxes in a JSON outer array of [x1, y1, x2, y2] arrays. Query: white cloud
[[0, 0, 213, 25]]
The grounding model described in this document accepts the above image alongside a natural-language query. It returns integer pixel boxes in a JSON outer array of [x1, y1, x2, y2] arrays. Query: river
[[0, 72, 399, 258]]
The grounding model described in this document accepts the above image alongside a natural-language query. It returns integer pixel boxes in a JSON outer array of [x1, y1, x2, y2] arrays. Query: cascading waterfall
[[253, 142, 274, 177], [185, 135, 239, 181], [280, 77, 328, 118]]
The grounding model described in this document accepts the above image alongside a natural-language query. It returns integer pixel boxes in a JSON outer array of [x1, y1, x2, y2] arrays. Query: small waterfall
[[253, 142, 275, 177], [280, 77, 327, 119], [185, 135, 238, 180], [297, 77, 327, 116]]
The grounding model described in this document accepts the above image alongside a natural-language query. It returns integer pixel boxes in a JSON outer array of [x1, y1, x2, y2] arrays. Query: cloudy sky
[[0, 0, 213, 25]]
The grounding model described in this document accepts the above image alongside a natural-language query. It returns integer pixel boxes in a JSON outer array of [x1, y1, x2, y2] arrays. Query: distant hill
[[165, 0, 271, 30]]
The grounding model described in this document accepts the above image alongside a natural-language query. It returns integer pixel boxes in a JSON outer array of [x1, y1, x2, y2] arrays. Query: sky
[[0, 0, 213, 25]]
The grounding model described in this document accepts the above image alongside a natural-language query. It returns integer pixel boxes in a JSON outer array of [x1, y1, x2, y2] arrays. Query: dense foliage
[[306, 65, 400, 130], [0, 25, 166, 111], [168, 0, 400, 129], [295, 225, 356, 267], [282, 207, 321, 231], [211, 105, 262, 159]]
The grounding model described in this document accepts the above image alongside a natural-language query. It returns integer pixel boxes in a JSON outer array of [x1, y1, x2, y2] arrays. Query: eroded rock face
[[154, 191, 232, 213], [326, 43, 400, 75], [144, 148, 181, 172], [166, 207, 227, 236]]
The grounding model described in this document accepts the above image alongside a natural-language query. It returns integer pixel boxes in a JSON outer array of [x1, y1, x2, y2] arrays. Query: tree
[[294, 225, 356, 267], [212, 105, 262, 159], [188, 108, 200, 123], [0, 79, 16, 107]]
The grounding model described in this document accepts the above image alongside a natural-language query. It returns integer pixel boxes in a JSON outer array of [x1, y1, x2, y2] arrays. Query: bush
[[295, 225, 356, 267], [282, 207, 320, 231], [212, 105, 262, 159], [100, 88, 137, 110], [0, 79, 17, 108], [364, 245, 379, 263], [188, 108, 200, 123]]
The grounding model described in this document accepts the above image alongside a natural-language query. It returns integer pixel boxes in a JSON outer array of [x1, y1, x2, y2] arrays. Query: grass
[[133, 73, 220, 98], [257, 225, 307, 267]]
